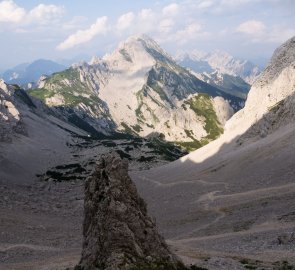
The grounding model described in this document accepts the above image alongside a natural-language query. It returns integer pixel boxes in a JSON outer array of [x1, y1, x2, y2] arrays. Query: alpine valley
[[1, 33, 295, 270]]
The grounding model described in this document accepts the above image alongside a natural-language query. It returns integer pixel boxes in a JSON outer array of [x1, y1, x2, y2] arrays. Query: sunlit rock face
[[225, 36, 295, 138], [0, 80, 26, 142], [28, 35, 237, 147]]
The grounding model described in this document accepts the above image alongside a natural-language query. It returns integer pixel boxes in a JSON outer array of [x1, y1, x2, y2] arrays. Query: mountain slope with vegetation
[[27, 35, 241, 150]]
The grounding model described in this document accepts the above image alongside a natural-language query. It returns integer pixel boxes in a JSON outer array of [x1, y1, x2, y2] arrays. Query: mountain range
[[1, 37, 255, 152], [1, 34, 295, 270], [1, 59, 66, 87], [24, 35, 247, 150], [176, 50, 262, 84]]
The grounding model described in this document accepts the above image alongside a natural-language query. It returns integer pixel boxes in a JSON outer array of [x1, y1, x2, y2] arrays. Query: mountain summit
[[28, 35, 243, 149]]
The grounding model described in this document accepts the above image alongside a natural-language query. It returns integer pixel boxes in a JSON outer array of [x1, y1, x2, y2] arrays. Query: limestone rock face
[[225, 36, 295, 138], [78, 153, 182, 270], [0, 79, 25, 142], [30, 35, 237, 143]]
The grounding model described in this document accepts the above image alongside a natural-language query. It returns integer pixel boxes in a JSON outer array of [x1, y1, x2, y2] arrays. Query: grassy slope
[[175, 93, 224, 151], [27, 68, 106, 111]]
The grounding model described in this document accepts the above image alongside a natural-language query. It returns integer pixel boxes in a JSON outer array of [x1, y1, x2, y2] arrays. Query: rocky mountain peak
[[89, 55, 102, 66], [77, 152, 183, 270], [103, 34, 173, 68], [123, 34, 167, 55], [26, 35, 240, 148], [177, 49, 261, 84]]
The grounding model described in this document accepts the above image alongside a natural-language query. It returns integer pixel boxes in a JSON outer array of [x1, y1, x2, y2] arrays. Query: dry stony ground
[[1, 124, 295, 270], [132, 123, 295, 270], [0, 134, 178, 270], [0, 180, 83, 270]]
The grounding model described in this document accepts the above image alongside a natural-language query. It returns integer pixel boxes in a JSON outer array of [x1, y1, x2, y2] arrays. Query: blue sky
[[0, 0, 294, 69]]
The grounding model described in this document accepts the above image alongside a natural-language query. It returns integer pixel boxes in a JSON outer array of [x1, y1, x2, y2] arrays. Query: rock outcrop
[[77, 153, 184, 270], [0, 79, 25, 142]]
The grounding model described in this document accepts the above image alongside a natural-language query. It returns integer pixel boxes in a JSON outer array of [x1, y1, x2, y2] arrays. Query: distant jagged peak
[[176, 49, 232, 62], [175, 49, 207, 61], [71, 60, 89, 68], [176, 48, 261, 84], [89, 55, 102, 65]]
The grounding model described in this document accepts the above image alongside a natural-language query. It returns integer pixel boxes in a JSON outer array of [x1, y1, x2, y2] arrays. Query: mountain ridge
[[1, 59, 66, 87], [130, 35, 295, 269], [27, 35, 242, 150], [176, 49, 262, 84]]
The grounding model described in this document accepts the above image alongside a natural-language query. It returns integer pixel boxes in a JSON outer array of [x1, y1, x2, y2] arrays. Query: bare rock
[[0, 79, 26, 142], [277, 232, 295, 245], [77, 153, 184, 270]]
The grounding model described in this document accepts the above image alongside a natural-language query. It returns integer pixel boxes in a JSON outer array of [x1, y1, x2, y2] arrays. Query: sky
[[0, 0, 295, 70]]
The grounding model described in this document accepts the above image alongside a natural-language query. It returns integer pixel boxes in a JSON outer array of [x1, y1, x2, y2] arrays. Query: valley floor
[[131, 123, 295, 270], [1, 124, 295, 270]]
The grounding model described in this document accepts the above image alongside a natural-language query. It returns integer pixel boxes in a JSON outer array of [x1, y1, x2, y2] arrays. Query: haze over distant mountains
[[1, 59, 66, 86], [176, 50, 262, 84]]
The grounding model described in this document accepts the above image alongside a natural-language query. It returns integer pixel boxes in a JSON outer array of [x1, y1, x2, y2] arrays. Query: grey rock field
[[1, 36, 295, 270]]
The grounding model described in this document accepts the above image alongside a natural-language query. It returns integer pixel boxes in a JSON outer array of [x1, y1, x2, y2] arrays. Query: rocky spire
[[77, 153, 184, 270]]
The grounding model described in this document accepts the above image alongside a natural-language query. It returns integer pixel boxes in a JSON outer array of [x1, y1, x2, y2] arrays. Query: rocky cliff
[[0, 80, 26, 142], [77, 153, 184, 270], [225, 36, 295, 139]]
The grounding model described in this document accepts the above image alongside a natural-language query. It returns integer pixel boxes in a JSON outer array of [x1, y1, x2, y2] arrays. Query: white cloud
[[220, 0, 254, 7], [250, 26, 295, 43], [236, 20, 266, 35], [116, 12, 135, 31], [57, 16, 108, 50], [62, 16, 88, 30], [134, 8, 156, 34], [138, 9, 154, 21], [159, 19, 174, 34], [28, 4, 64, 25], [157, 21, 208, 45], [0, 0, 25, 23], [0, 0, 64, 26], [197, 0, 214, 9], [175, 22, 203, 41], [162, 3, 179, 17], [267, 27, 295, 43], [236, 19, 295, 44]]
